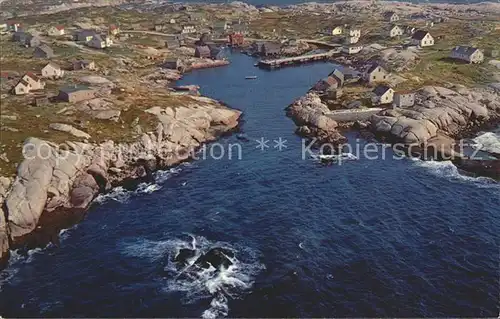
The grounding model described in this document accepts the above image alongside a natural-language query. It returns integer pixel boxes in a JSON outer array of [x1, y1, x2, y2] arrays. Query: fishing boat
[[245, 76, 258, 80]]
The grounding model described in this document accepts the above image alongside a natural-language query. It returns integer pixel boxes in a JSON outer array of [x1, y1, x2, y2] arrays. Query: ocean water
[[0, 52, 499, 318]]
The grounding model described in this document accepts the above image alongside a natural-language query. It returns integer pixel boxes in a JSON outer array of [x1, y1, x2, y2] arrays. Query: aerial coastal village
[[0, 0, 499, 266]]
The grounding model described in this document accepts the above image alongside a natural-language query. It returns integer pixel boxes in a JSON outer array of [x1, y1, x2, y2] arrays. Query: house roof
[[412, 30, 430, 40], [55, 25, 64, 30], [373, 85, 392, 96], [59, 85, 93, 94], [78, 29, 97, 36], [92, 34, 104, 41], [321, 76, 338, 86], [44, 62, 60, 69], [195, 45, 211, 54], [109, 24, 118, 30], [329, 68, 344, 82], [395, 91, 415, 96], [366, 63, 386, 74], [25, 72, 40, 81], [451, 46, 480, 56], [16, 79, 30, 87], [390, 25, 402, 30], [36, 44, 54, 55], [384, 11, 398, 18]]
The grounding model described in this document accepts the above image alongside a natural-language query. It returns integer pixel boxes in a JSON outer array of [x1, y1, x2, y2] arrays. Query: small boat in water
[[311, 153, 358, 163], [245, 76, 258, 80]]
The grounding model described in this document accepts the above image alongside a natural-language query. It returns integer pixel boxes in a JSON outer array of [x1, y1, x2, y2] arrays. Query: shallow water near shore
[[0, 53, 499, 317]]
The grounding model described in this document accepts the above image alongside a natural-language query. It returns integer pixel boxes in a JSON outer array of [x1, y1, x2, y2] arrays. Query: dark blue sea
[[0, 52, 499, 318]]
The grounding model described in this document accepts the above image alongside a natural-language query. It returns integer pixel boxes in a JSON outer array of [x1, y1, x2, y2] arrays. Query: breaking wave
[[122, 234, 264, 318], [94, 164, 191, 204], [412, 159, 499, 189], [0, 249, 44, 292]]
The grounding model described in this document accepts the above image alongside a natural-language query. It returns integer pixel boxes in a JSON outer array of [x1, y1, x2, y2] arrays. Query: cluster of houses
[[10, 58, 97, 107], [312, 68, 345, 99], [362, 63, 416, 108], [74, 25, 118, 49], [250, 41, 282, 57], [326, 24, 363, 54]]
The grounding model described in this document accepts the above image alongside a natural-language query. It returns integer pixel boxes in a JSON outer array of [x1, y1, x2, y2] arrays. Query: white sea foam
[[59, 224, 79, 242], [412, 159, 499, 189], [122, 234, 264, 318], [94, 186, 131, 204], [94, 165, 190, 205], [0, 248, 45, 292]]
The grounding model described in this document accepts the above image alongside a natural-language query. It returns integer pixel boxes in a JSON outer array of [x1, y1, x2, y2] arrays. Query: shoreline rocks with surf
[[285, 92, 348, 147], [286, 85, 500, 178], [0, 97, 241, 269]]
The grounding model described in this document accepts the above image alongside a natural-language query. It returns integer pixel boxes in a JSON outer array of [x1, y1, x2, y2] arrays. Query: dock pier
[[257, 49, 339, 70]]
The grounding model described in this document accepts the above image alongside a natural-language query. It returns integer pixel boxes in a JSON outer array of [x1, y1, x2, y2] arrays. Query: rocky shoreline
[[0, 96, 241, 269], [286, 85, 500, 178]]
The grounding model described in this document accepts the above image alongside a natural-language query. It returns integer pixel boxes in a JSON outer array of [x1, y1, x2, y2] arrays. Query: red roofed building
[[109, 24, 120, 35], [313, 76, 338, 92], [8, 21, 21, 32], [48, 25, 65, 36]]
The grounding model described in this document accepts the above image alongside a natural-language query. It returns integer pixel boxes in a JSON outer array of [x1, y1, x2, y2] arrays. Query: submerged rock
[[174, 248, 197, 265], [195, 248, 235, 269], [454, 158, 500, 180]]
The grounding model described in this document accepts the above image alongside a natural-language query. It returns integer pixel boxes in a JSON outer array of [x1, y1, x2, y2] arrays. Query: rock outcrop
[[0, 98, 241, 267], [49, 123, 91, 139], [0, 176, 11, 267], [286, 92, 347, 146], [370, 85, 500, 144]]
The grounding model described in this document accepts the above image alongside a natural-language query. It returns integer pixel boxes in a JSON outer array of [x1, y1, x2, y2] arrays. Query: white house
[[344, 36, 359, 44], [384, 12, 400, 22], [342, 45, 363, 54], [363, 63, 389, 84], [12, 80, 31, 95], [411, 30, 434, 47], [393, 92, 415, 108], [372, 85, 394, 105], [388, 25, 404, 38], [181, 25, 197, 34], [347, 27, 361, 38], [329, 26, 343, 35], [87, 34, 112, 49], [450, 46, 484, 64], [41, 62, 64, 79]]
